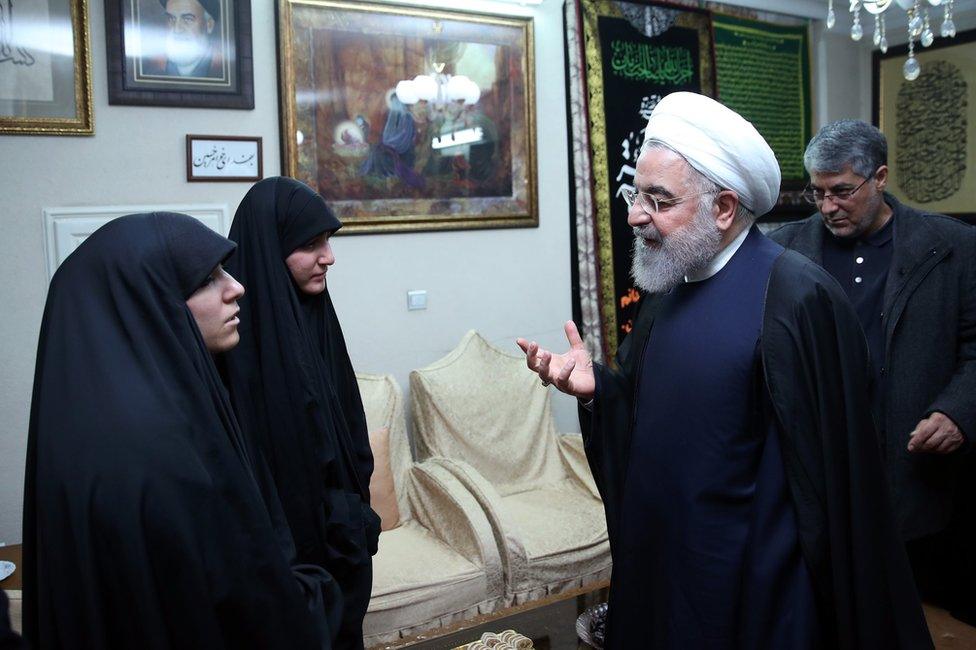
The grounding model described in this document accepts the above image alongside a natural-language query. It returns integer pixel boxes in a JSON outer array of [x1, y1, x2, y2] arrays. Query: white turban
[[643, 92, 781, 217]]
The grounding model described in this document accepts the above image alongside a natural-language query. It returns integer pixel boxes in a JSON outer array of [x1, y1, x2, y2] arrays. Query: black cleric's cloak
[[22, 213, 339, 649], [583, 248, 932, 649], [222, 178, 379, 650]]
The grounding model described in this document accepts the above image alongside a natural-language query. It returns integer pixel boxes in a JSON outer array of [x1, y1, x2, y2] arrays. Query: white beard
[[165, 33, 209, 68], [630, 203, 723, 294]]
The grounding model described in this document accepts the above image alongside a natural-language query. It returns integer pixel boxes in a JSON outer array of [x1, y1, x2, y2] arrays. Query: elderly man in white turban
[[518, 92, 930, 649]]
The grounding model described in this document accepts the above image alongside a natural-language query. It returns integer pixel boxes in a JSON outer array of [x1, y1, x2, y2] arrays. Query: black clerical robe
[[582, 245, 932, 649]]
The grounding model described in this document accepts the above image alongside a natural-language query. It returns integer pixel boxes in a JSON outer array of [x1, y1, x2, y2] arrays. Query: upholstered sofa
[[409, 331, 611, 606], [358, 372, 506, 646]]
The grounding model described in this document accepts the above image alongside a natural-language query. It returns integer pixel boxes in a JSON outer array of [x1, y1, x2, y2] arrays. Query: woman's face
[[186, 264, 245, 352], [285, 232, 335, 295]]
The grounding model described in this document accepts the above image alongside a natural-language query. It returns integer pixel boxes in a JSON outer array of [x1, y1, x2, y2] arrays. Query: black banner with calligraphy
[[567, 0, 714, 361]]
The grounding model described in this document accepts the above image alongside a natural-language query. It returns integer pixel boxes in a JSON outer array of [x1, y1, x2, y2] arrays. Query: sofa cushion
[[366, 521, 488, 636], [368, 426, 400, 531]]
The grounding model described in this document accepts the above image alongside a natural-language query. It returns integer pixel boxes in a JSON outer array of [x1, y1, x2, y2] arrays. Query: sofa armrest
[[557, 433, 600, 500], [423, 457, 528, 592], [405, 461, 504, 598]]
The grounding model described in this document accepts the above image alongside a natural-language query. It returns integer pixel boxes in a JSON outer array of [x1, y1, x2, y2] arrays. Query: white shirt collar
[[684, 225, 751, 283]]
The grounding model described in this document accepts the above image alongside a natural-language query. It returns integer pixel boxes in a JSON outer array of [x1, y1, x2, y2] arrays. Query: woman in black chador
[[222, 178, 379, 650], [22, 212, 340, 649]]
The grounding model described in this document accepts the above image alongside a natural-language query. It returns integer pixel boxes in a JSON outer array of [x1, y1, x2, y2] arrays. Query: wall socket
[[407, 290, 427, 311]]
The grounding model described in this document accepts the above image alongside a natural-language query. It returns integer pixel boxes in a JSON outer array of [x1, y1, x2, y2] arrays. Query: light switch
[[407, 290, 427, 311]]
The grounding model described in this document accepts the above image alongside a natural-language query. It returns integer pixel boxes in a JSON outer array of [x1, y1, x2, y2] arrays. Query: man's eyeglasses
[[803, 170, 877, 205], [622, 188, 715, 215]]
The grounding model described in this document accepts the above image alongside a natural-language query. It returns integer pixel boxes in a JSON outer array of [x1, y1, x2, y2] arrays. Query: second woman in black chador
[[222, 178, 379, 650]]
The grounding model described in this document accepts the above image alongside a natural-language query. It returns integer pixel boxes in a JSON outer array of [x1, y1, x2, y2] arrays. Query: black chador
[[23, 213, 338, 649], [222, 178, 379, 650], [584, 227, 932, 649]]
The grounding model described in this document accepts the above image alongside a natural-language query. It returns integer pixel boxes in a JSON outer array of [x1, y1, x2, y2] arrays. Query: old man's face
[[628, 146, 723, 294], [164, 0, 215, 67]]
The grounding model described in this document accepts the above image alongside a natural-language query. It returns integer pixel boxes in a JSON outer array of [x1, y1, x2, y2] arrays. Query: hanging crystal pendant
[[941, 0, 956, 38], [903, 39, 920, 81], [921, 11, 934, 46], [873, 14, 882, 46], [941, 16, 956, 37], [879, 15, 888, 53], [903, 56, 921, 80], [909, 2, 924, 37], [827, 0, 836, 28], [851, 7, 863, 41]]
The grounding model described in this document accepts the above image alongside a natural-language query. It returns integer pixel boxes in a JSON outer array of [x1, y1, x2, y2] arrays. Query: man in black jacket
[[770, 119, 976, 611], [519, 95, 930, 649]]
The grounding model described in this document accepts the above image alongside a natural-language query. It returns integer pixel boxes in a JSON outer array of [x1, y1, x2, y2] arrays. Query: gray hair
[[803, 119, 887, 178], [640, 139, 755, 228]]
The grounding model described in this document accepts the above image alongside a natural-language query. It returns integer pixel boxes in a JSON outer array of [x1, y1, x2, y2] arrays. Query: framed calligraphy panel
[[0, 0, 94, 135], [874, 27, 976, 223], [276, 0, 536, 234], [566, 0, 715, 361], [186, 134, 263, 182], [712, 14, 811, 195]]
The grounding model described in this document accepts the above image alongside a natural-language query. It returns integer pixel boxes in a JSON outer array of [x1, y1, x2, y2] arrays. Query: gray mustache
[[633, 225, 662, 242]]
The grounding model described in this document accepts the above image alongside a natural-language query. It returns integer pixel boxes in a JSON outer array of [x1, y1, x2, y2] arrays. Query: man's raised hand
[[516, 321, 595, 400]]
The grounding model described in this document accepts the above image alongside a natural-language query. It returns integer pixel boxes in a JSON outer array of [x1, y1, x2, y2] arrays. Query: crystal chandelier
[[394, 72, 481, 112], [826, 0, 959, 80]]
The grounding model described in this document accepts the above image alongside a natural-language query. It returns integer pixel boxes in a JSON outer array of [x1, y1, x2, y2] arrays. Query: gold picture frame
[[874, 28, 976, 222], [277, 0, 537, 234], [0, 0, 94, 135]]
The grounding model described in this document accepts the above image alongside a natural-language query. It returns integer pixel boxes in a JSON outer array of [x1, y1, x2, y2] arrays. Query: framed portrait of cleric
[[0, 0, 94, 135], [276, 0, 537, 234], [104, 0, 254, 109], [873, 27, 976, 224]]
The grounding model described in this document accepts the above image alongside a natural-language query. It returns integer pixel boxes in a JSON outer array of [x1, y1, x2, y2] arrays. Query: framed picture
[[277, 0, 537, 234], [104, 0, 254, 109], [0, 0, 93, 135], [873, 28, 976, 223], [186, 134, 262, 181]]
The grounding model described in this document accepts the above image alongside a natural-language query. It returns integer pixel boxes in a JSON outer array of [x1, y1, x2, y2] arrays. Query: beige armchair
[[409, 331, 610, 606], [357, 372, 505, 646]]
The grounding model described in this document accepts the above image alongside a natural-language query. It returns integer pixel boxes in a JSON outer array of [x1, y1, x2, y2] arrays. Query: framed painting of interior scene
[[0, 0, 93, 135], [104, 0, 254, 108], [277, 0, 537, 234], [874, 27, 976, 223]]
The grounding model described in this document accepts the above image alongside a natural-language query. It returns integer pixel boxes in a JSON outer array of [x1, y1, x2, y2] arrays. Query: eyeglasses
[[622, 188, 715, 215], [803, 170, 877, 205]]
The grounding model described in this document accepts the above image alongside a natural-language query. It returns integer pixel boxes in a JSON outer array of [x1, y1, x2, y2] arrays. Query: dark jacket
[[582, 241, 931, 649], [770, 194, 976, 541]]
